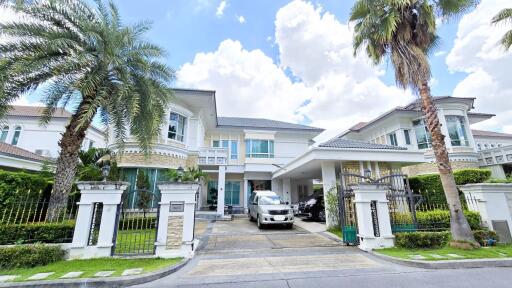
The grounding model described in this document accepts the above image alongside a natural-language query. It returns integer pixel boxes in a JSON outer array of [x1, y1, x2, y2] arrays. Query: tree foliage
[[492, 8, 512, 50]]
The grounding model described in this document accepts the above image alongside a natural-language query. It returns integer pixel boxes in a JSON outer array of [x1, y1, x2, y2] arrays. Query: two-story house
[[336, 96, 512, 177], [0, 106, 106, 171]]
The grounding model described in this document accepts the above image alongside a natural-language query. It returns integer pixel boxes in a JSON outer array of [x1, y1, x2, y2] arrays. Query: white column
[[156, 182, 199, 258], [353, 183, 394, 251], [217, 165, 226, 216], [69, 181, 127, 259], [243, 178, 249, 211], [460, 184, 512, 242], [359, 161, 365, 176], [321, 161, 337, 228], [374, 162, 381, 178], [282, 178, 291, 204]]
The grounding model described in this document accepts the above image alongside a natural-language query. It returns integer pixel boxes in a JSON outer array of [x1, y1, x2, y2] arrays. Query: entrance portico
[[272, 139, 425, 227]]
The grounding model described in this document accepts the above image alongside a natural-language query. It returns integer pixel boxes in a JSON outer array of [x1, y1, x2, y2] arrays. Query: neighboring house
[[110, 89, 425, 218], [335, 96, 512, 178], [472, 129, 512, 178], [0, 142, 50, 171], [0, 106, 106, 170]]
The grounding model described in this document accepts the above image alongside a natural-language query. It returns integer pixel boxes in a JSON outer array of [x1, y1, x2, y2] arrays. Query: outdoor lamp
[[177, 166, 184, 182], [364, 169, 372, 181], [96, 154, 112, 182], [101, 164, 111, 182]]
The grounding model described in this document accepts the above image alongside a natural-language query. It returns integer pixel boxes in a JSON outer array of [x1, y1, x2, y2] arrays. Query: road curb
[[0, 258, 190, 288], [372, 251, 512, 269]]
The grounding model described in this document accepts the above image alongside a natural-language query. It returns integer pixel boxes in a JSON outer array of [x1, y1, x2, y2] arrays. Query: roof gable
[[319, 138, 407, 150], [217, 117, 324, 132]]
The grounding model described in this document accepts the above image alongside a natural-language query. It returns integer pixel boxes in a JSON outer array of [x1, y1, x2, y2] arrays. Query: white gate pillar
[[156, 182, 199, 258], [69, 181, 128, 259], [217, 165, 226, 216], [321, 161, 337, 228], [353, 183, 394, 251]]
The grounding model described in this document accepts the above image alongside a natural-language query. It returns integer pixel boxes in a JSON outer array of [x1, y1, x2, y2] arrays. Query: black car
[[298, 194, 325, 222]]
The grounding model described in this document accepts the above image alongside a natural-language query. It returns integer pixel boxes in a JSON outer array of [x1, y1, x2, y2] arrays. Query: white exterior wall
[[475, 136, 512, 151], [2, 116, 106, 158]]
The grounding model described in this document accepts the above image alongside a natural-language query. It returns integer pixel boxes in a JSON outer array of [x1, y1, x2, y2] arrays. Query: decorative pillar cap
[[76, 181, 130, 191]]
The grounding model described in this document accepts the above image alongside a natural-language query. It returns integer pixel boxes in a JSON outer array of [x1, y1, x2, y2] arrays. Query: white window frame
[[245, 139, 275, 158], [0, 126, 8, 143], [168, 111, 187, 142], [11, 126, 21, 146]]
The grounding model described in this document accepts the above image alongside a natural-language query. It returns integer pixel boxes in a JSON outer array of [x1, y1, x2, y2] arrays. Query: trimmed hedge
[[473, 230, 499, 246], [395, 231, 451, 248], [391, 209, 482, 231], [409, 169, 491, 205], [0, 170, 52, 205], [0, 244, 65, 270], [0, 221, 75, 245]]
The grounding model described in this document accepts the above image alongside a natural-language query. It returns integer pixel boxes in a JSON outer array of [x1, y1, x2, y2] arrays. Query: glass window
[[88, 140, 94, 149], [404, 129, 411, 145], [245, 139, 275, 158], [413, 119, 432, 149], [446, 116, 469, 147], [388, 133, 398, 146], [225, 181, 241, 206], [168, 112, 186, 142], [258, 195, 284, 205], [212, 140, 220, 148], [230, 141, 238, 160], [11, 126, 21, 146], [0, 126, 8, 142]]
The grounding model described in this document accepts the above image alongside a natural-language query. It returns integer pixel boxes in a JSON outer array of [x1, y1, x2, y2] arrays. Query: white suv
[[248, 191, 294, 229]]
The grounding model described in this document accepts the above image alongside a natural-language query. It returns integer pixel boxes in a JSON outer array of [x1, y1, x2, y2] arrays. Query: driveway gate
[[112, 189, 160, 256]]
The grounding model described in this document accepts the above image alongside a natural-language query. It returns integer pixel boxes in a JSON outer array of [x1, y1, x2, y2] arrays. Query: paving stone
[[429, 254, 448, 259], [60, 272, 83, 279], [121, 268, 143, 276], [27, 272, 54, 280], [0, 275, 19, 282], [446, 254, 464, 258], [408, 254, 426, 260], [94, 271, 115, 277]]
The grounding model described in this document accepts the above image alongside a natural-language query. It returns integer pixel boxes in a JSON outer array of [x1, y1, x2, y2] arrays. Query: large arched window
[[11, 126, 21, 146], [0, 126, 8, 142], [446, 116, 469, 146]]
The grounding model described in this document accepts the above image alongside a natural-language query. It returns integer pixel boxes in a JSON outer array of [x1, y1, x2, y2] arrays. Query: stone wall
[[116, 152, 187, 168], [402, 160, 480, 176], [166, 216, 183, 248]]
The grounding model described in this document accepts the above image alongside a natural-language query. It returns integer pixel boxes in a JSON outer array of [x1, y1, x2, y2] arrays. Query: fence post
[[69, 181, 128, 259], [353, 183, 394, 251], [155, 182, 199, 258]]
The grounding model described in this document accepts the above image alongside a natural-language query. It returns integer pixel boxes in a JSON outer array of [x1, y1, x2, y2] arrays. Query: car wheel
[[318, 210, 326, 222], [257, 215, 264, 229], [286, 223, 293, 229]]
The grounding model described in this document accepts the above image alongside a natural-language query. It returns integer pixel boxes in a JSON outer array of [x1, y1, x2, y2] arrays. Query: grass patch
[[114, 229, 156, 255], [376, 244, 512, 261], [0, 257, 181, 282], [327, 228, 342, 239]]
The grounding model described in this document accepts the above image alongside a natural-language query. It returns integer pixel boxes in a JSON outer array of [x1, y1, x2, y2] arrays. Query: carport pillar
[[353, 183, 394, 251], [217, 165, 226, 216], [282, 178, 291, 204], [321, 162, 337, 228]]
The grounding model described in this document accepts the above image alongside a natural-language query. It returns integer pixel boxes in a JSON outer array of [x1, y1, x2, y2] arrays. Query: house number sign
[[370, 200, 380, 237], [170, 201, 184, 212]]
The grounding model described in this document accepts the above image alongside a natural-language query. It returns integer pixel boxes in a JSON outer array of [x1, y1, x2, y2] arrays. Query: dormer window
[[0, 126, 8, 142], [168, 112, 186, 142]]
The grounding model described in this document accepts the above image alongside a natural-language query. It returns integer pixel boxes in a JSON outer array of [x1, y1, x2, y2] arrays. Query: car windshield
[[258, 195, 283, 205]]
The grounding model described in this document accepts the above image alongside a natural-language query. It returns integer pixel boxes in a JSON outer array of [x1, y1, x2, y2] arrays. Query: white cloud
[[13, 95, 44, 107], [216, 0, 226, 17], [446, 0, 512, 133], [237, 15, 245, 24], [434, 50, 446, 57], [178, 0, 413, 143]]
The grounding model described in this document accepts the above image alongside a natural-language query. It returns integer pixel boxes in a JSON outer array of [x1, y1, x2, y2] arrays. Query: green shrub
[[416, 210, 481, 230], [395, 231, 451, 248], [0, 221, 75, 245], [0, 244, 65, 270], [484, 178, 512, 183], [0, 170, 53, 205], [473, 230, 499, 246], [409, 169, 491, 205]]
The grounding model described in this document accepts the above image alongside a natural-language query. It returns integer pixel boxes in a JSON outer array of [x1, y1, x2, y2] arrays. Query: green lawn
[[0, 257, 182, 282], [327, 228, 342, 239], [376, 244, 512, 261], [114, 228, 156, 255]]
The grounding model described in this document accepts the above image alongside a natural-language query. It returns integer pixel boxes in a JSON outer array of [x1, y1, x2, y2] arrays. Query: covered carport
[[271, 139, 425, 227]]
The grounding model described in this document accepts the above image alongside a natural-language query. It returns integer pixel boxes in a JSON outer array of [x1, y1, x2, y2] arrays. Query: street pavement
[[134, 218, 512, 288]]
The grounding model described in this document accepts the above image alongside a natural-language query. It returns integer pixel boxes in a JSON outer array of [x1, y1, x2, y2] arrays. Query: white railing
[[478, 145, 512, 166], [198, 148, 228, 165]]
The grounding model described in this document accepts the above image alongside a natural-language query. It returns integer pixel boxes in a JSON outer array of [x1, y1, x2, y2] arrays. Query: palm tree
[[0, 0, 173, 218], [350, 0, 476, 242], [492, 8, 512, 50]]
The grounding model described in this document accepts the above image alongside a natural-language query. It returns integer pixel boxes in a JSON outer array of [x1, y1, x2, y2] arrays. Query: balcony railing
[[479, 145, 512, 166], [198, 148, 228, 165]]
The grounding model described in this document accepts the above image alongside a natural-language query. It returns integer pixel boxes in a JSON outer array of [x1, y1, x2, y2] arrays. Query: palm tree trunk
[[47, 99, 97, 221], [419, 82, 475, 242]]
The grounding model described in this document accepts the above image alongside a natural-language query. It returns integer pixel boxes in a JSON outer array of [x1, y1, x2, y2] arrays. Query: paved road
[[134, 219, 512, 288]]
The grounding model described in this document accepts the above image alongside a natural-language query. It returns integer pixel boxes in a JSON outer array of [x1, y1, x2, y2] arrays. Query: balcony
[[198, 148, 228, 165], [479, 145, 512, 166]]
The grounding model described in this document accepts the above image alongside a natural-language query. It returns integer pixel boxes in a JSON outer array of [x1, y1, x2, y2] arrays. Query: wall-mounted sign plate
[[170, 201, 184, 212]]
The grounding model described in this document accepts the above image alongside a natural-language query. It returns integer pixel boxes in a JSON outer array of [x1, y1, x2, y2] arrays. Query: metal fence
[[0, 191, 79, 244]]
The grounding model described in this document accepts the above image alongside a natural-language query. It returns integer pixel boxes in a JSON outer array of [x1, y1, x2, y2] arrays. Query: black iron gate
[[112, 189, 161, 256], [338, 172, 418, 245]]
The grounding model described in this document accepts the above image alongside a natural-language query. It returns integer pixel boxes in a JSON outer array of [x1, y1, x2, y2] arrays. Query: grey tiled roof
[[217, 117, 324, 132], [472, 129, 512, 138], [8, 105, 71, 118], [319, 138, 407, 150], [0, 142, 49, 162]]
